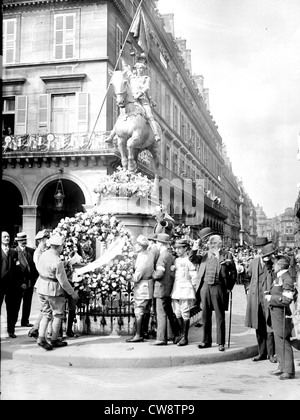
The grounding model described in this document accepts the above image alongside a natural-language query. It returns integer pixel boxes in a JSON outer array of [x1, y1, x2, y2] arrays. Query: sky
[[157, 0, 300, 218]]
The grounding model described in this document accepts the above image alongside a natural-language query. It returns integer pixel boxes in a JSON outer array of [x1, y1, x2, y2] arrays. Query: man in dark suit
[[189, 234, 237, 351], [15, 232, 39, 327], [1, 231, 24, 338], [244, 240, 277, 363]]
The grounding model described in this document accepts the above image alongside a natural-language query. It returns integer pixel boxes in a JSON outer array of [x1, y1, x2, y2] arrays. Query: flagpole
[[88, 0, 145, 144]]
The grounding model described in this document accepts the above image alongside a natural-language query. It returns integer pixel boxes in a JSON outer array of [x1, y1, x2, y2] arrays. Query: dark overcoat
[[244, 257, 275, 329]]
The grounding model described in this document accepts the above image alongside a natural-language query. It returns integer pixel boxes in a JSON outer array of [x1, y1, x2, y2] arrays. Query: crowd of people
[[1, 222, 300, 380]]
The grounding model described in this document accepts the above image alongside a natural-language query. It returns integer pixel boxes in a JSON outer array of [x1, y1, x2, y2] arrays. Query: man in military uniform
[[126, 235, 155, 343], [35, 233, 78, 350]]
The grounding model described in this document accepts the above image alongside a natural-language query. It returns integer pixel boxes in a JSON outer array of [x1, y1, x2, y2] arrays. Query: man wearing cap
[[35, 233, 78, 350], [151, 233, 176, 345], [1, 231, 23, 338], [126, 235, 155, 343], [190, 234, 237, 351], [15, 232, 39, 327], [265, 255, 296, 379], [245, 239, 277, 363], [170, 239, 198, 346]]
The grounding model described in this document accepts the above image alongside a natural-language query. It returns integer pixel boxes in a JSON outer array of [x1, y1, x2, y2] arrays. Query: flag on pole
[[130, 8, 150, 55]]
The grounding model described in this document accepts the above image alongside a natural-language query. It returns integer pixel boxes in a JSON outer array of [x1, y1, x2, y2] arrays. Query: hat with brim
[[147, 233, 157, 242], [35, 229, 49, 240], [261, 243, 277, 258], [174, 239, 189, 248], [15, 232, 27, 241], [255, 237, 271, 247], [49, 234, 65, 246], [136, 235, 149, 247], [198, 227, 214, 240], [155, 233, 171, 244]]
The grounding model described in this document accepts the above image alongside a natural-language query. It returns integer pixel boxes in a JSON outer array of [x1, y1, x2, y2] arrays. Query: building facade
[[2, 0, 248, 246]]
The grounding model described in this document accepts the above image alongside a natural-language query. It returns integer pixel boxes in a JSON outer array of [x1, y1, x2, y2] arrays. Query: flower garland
[[52, 209, 136, 303], [93, 166, 154, 200]]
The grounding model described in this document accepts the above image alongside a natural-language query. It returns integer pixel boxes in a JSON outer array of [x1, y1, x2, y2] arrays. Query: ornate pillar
[[20, 205, 38, 247]]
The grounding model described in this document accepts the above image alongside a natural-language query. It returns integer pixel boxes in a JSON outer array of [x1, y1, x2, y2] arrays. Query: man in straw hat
[[245, 241, 277, 363], [151, 233, 176, 345], [35, 233, 78, 350], [14, 232, 39, 328], [264, 255, 296, 379], [126, 235, 155, 343]]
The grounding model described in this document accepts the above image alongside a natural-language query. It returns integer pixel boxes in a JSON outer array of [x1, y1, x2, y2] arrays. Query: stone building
[[2, 0, 248, 246]]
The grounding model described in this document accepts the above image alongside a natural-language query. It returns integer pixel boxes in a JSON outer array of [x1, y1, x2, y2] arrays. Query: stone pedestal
[[96, 196, 158, 239]]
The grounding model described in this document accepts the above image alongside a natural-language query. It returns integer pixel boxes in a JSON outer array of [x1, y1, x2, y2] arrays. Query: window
[[52, 94, 76, 133], [165, 92, 171, 124], [180, 113, 185, 141], [116, 24, 124, 61], [173, 104, 178, 132], [3, 19, 17, 64], [54, 14, 76, 60], [165, 144, 170, 170], [173, 150, 178, 174], [2, 97, 15, 135], [155, 76, 161, 113], [38, 92, 88, 133]]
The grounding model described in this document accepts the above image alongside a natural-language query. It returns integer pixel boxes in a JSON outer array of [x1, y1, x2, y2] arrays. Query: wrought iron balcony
[[2, 131, 115, 156]]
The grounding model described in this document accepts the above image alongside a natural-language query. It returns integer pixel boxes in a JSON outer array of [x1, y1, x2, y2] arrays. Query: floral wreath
[[52, 209, 135, 303]]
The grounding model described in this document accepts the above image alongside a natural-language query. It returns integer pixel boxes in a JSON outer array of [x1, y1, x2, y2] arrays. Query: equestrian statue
[[106, 54, 162, 173]]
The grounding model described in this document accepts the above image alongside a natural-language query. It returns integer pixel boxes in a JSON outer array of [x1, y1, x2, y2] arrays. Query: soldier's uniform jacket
[[171, 256, 197, 300], [268, 270, 295, 315], [36, 248, 75, 297], [133, 249, 155, 300]]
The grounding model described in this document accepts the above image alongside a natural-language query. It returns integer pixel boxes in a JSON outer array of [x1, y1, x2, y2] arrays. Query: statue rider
[[106, 54, 161, 143]]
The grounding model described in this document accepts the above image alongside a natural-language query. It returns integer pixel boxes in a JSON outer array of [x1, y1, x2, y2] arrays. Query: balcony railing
[[2, 131, 114, 154]]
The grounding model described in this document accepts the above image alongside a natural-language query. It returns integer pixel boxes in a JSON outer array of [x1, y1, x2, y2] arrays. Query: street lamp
[[54, 169, 65, 211]]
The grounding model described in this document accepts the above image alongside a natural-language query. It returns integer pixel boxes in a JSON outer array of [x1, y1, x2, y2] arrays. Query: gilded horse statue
[[108, 70, 161, 173]]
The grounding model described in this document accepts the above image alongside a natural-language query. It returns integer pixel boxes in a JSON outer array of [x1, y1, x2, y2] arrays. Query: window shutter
[[38, 94, 50, 133], [76, 92, 88, 132], [65, 14, 75, 59], [54, 15, 64, 59], [4, 19, 17, 64], [15, 96, 28, 135]]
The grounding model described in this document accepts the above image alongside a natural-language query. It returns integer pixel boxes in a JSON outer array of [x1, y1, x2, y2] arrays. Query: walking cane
[[282, 306, 286, 372], [227, 290, 233, 348]]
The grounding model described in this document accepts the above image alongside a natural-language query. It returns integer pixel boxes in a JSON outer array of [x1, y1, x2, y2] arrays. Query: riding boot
[[51, 317, 68, 347], [126, 316, 144, 343], [174, 317, 184, 344], [37, 316, 53, 350], [177, 319, 190, 346], [149, 118, 161, 142], [142, 313, 150, 339], [66, 310, 76, 337]]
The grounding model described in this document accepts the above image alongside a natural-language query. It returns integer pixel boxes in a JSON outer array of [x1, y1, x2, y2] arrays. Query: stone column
[[20, 205, 38, 247]]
